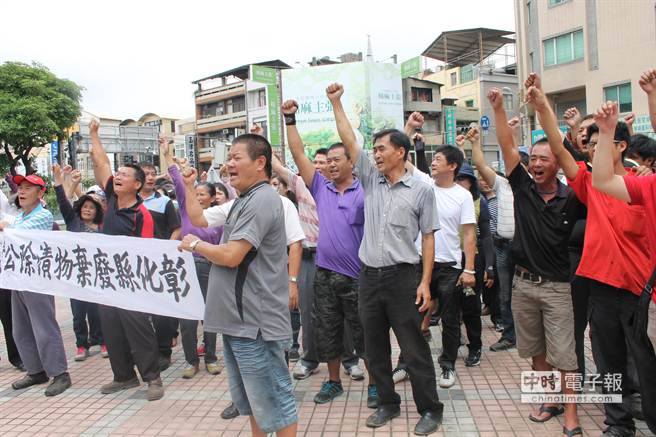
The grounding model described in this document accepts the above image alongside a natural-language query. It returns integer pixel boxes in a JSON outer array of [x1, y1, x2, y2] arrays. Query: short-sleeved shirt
[[142, 191, 181, 239], [102, 177, 154, 238], [204, 182, 290, 341], [287, 172, 319, 248], [492, 176, 515, 240], [507, 164, 585, 282], [567, 162, 649, 294], [411, 169, 475, 268], [12, 203, 53, 230], [625, 174, 656, 267], [204, 196, 305, 246], [310, 171, 364, 279], [355, 153, 439, 268]]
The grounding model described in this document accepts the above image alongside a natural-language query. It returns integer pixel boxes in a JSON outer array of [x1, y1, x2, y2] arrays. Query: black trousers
[[70, 299, 103, 349], [571, 275, 590, 378], [0, 289, 21, 367], [98, 305, 160, 383], [359, 263, 442, 415], [153, 315, 177, 360], [589, 280, 656, 434]]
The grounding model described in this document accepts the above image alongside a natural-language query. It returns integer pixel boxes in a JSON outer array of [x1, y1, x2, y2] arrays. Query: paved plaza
[[0, 296, 653, 437]]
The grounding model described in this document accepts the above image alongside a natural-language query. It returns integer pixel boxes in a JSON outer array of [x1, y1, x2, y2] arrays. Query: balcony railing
[[195, 82, 246, 104]]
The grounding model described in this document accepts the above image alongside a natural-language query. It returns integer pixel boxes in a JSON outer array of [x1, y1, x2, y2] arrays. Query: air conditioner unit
[[222, 129, 230, 134], [235, 128, 246, 136]]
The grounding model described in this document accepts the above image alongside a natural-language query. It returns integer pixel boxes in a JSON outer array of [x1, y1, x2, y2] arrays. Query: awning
[[422, 28, 514, 67]]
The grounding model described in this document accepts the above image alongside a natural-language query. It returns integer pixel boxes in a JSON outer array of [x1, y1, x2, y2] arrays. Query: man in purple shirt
[[283, 99, 375, 408]]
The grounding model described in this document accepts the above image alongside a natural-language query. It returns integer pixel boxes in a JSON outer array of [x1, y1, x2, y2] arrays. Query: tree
[[0, 62, 83, 175]]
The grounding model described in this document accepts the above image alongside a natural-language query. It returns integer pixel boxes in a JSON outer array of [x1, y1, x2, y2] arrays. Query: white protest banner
[[0, 229, 204, 320]]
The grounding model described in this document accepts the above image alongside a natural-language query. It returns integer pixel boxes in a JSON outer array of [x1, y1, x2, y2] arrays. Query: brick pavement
[[0, 296, 654, 437]]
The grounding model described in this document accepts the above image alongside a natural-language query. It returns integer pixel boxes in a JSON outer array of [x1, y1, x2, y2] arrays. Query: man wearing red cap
[[0, 173, 71, 396]]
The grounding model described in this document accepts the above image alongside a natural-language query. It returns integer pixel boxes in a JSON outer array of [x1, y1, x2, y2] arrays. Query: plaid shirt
[[13, 203, 53, 230], [286, 172, 319, 248]]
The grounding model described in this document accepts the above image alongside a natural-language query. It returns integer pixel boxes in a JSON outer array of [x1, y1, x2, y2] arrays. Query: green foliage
[[300, 129, 340, 155], [0, 62, 83, 175]]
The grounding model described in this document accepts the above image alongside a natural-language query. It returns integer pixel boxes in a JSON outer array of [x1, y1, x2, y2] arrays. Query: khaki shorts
[[511, 277, 577, 371], [649, 298, 656, 352]]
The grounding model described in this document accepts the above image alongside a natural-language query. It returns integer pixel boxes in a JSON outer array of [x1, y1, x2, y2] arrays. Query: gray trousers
[[12, 291, 67, 377], [298, 249, 358, 369]]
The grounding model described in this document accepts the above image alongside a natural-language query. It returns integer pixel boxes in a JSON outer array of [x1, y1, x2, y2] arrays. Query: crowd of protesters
[[0, 68, 655, 437]]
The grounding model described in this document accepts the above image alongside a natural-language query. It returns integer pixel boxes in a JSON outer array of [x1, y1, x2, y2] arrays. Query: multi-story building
[[192, 60, 290, 171], [402, 77, 443, 162], [515, 0, 656, 144], [420, 28, 519, 163]]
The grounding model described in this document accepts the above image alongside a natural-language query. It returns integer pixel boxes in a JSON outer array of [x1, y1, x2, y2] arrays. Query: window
[[604, 83, 632, 113], [258, 89, 266, 108], [411, 87, 433, 102], [450, 72, 457, 86], [465, 100, 474, 108], [543, 30, 584, 66], [504, 94, 514, 110], [233, 96, 246, 113], [548, 0, 567, 5], [459, 64, 474, 83]]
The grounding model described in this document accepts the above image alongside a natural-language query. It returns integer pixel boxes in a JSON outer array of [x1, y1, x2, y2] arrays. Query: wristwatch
[[462, 269, 476, 275], [189, 239, 201, 252], [289, 276, 298, 283]]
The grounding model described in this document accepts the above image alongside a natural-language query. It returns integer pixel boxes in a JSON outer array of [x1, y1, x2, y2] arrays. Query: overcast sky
[[1, 0, 515, 120]]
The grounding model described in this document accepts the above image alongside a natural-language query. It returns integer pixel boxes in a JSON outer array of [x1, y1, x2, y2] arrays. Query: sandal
[[562, 426, 583, 437], [528, 403, 564, 423]]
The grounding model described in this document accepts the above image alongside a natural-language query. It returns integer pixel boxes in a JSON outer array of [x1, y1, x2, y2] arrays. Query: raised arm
[[327, 83, 360, 164], [525, 74, 579, 180], [88, 119, 113, 188], [639, 69, 656, 132], [52, 164, 76, 227], [281, 100, 315, 187], [468, 127, 497, 187], [563, 107, 582, 146], [591, 101, 631, 202], [182, 168, 209, 227], [488, 88, 520, 174], [159, 137, 175, 169]]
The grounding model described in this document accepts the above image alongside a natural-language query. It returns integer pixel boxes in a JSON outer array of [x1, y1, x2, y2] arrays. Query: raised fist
[[525, 86, 548, 110], [326, 83, 344, 101], [89, 118, 100, 135], [281, 100, 299, 115], [524, 72, 542, 91], [639, 69, 656, 95], [455, 134, 466, 149], [71, 169, 81, 185], [465, 126, 480, 144], [52, 164, 63, 184], [623, 112, 636, 127], [159, 137, 170, 156], [250, 123, 264, 136], [563, 107, 582, 128], [487, 88, 503, 110], [181, 166, 197, 186], [507, 116, 520, 132], [406, 112, 424, 130], [593, 101, 618, 134]]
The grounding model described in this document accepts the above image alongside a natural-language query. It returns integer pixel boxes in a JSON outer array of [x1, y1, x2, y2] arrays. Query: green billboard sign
[[444, 106, 456, 145], [250, 64, 277, 85], [401, 56, 422, 78], [267, 84, 281, 146]]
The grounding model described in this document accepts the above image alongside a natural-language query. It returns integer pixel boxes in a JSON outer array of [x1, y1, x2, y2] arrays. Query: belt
[[493, 237, 512, 248], [515, 266, 547, 284], [362, 263, 414, 274]]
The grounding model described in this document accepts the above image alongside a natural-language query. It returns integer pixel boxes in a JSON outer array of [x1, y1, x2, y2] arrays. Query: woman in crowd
[[53, 164, 107, 361]]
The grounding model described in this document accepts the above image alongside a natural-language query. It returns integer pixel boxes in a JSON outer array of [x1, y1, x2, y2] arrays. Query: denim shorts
[[223, 333, 297, 433]]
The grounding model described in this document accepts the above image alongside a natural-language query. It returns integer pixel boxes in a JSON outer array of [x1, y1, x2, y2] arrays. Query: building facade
[[515, 0, 656, 143]]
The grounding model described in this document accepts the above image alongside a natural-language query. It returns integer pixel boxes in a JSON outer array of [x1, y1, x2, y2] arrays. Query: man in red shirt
[[533, 77, 656, 436]]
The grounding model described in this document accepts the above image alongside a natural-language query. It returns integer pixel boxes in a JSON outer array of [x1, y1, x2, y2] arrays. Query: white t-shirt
[[204, 195, 305, 246], [492, 175, 515, 240], [411, 168, 476, 269]]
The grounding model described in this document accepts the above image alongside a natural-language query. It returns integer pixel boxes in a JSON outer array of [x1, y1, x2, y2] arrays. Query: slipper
[[562, 426, 583, 437], [528, 404, 564, 423]]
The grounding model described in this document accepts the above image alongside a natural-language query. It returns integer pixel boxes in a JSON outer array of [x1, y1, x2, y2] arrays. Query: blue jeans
[[223, 333, 297, 433], [495, 241, 515, 343]]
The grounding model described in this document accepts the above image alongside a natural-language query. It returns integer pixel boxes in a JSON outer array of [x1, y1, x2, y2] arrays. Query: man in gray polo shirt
[[327, 83, 443, 436], [179, 134, 297, 437]]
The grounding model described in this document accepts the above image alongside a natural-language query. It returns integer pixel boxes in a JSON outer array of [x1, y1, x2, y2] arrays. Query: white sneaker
[[345, 364, 365, 381], [392, 368, 409, 384], [293, 365, 318, 380], [438, 367, 456, 388]]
